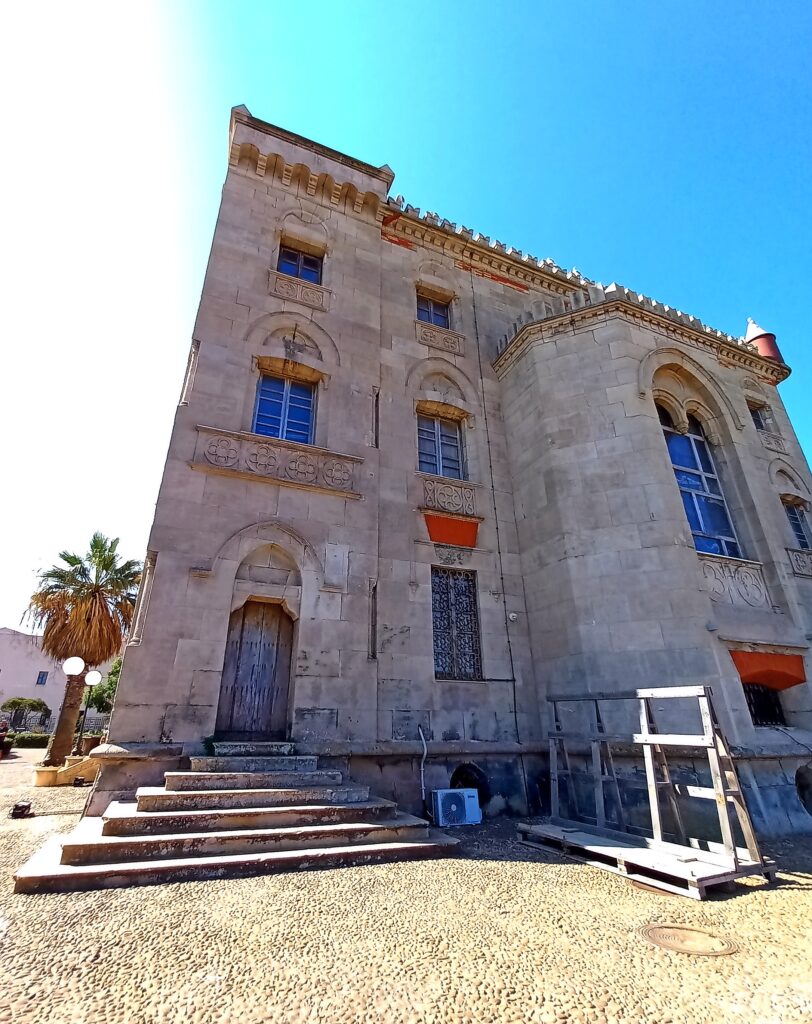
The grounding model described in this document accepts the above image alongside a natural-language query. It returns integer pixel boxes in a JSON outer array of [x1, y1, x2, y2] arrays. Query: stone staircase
[[15, 742, 458, 893]]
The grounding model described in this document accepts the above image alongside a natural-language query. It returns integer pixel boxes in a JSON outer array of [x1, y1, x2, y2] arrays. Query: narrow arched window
[[658, 407, 741, 558]]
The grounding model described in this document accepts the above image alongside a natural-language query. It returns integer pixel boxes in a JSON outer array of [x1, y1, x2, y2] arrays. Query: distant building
[[98, 106, 812, 833], [0, 628, 63, 725]]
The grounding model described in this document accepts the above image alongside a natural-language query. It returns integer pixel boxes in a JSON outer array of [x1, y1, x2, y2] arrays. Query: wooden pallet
[[518, 821, 776, 899]]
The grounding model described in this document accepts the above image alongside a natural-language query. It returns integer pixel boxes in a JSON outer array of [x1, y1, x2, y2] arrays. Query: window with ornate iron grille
[[785, 502, 812, 550], [418, 415, 464, 479], [277, 245, 323, 284], [658, 406, 741, 558], [431, 567, 483, 680], [417, 294, 450, 329], [742, 682, 786, 728], [253, 375, 316, 444]]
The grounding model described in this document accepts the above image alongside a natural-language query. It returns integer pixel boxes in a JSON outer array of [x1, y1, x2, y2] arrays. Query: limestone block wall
[[496, 310, 812, 753], [108, 113, 550, 758]]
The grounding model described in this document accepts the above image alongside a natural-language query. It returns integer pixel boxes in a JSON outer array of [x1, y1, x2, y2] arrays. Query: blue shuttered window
[[418, 415, 464, 479], [659, 407, 741, 558], [277, 246, 322, 284], [36, 671, 48, 686], [417, 294, 450, 329], [786, 504, 812, 550], [253, 376, 315, 445]]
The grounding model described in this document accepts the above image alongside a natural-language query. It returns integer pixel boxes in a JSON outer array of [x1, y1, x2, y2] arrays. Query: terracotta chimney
[[744, 318, 783, 362]]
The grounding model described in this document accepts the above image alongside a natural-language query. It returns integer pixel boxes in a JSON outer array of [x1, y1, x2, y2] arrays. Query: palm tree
[[26, 533, 141, 766]]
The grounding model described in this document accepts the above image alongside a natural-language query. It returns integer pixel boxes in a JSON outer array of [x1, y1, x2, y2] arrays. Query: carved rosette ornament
[[698, 554, 770, 609], [205, 437, 239, 467], [197, 430, 358, 496], [423, 478, 476, 517], [286, 453, 318, 483]]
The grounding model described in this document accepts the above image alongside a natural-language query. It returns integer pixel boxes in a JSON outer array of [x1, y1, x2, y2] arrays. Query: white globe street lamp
[[72, 667, 102, 755], [62, 656, 85, 677]]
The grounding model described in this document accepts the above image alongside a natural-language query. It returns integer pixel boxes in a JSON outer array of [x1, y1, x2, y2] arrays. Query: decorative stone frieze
[[434, 544, 469, 566], [414, 320, 465, 356], [788, 548, 812, 579], [421, 476, 477, 517], [268, 270, 331, 312], [698, 553, 770, 609], [759, 430, 787, 454], [194, 426, 361, 497]]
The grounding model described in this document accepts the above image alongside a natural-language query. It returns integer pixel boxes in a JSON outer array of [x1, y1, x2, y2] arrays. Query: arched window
[[658, 406, 741, 558]]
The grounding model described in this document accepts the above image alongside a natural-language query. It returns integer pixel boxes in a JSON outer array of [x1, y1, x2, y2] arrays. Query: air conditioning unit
[[432, 788, 482, 826]]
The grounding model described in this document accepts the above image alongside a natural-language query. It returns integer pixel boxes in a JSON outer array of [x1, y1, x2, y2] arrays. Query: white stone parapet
[[787, 548, 812, 579], [193, 426, 362, 498], [419, 476, 477, 517], [759, 430, 788, 454], [697, 553, 771, 609], [268, 270, 331, 312]]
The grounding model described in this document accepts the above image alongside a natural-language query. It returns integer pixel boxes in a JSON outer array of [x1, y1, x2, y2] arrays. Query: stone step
[[165, 770, 344, 791], [135, 784, 370, 813], [15, 831, 460, 893], [212, 742, 294, 756], [188, 756, 318, 773], [102, 799, 398, 836], [60, 813, 431, 865]]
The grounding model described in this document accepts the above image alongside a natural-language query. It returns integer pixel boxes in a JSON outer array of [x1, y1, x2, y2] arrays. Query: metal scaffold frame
[[518, 685, 777, 899]]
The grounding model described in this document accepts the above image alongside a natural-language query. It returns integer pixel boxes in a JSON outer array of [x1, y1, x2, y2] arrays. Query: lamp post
[[72, 668, 102, 755], [61, 657, 102, 756]]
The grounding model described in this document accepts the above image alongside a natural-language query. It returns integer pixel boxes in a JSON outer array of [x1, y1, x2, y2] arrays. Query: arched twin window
[[657, 406, 741, 558]]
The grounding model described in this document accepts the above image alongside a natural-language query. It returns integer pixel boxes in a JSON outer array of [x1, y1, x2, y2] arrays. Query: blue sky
[[2, 1, 811, 629]]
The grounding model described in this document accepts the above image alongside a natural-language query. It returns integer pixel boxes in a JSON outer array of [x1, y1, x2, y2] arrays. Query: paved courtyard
[[1, 750, 811, 1024]]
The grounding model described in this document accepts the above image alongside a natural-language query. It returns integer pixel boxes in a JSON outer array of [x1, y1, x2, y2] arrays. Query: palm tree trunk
[[43, 670, 87, 767]]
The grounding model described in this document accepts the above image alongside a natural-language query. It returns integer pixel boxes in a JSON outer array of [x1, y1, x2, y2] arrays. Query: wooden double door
[[215, 601, 294, 740]]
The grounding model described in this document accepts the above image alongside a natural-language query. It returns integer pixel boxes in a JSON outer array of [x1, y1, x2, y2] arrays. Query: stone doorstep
[[211, 742, 294, 756], [164, 770, 344, 791], [188, 756, 318, 772], [102, 798, 399, 835], [15, 746, 459, 893], [14, 831, 460, 894], [59, 813, 431, 865], [135, 783, 370, 812]]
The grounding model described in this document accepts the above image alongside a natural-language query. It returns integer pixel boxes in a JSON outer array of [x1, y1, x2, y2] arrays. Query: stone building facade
[[96, 106, 812, 834]]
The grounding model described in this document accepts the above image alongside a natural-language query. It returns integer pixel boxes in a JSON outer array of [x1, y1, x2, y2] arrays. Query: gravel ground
[[1, 751, 811, 1024]]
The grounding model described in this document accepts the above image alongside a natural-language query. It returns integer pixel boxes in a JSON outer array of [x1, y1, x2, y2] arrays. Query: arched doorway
[[215, 601, 294, 740]]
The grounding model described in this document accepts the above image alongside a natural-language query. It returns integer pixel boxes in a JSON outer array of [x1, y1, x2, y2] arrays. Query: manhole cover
[[639, 924, 738, 956]]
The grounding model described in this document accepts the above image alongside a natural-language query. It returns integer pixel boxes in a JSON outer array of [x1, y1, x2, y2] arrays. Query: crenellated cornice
[[492, 293, 791, 385]]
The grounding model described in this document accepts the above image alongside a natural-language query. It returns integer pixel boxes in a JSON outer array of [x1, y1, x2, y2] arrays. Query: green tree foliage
[[87, 657, 121, 714], [0, 697, 51, 715]]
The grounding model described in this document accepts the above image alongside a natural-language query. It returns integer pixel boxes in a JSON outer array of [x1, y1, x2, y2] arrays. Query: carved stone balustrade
[[414, 320, 465, 356], [420, 476, 477, 517], [758, 430, 787, 454], [698, 553, 770, 610], [268, 270, 331, 312], [193, 426, 361, 498], [788, 548, 812, 579]]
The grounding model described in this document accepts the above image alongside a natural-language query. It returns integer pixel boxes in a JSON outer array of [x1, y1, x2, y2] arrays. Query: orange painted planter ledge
[[422, 511, 482, 548]]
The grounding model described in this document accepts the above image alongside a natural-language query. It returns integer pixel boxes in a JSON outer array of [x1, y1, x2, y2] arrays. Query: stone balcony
[[697, 553, 771, 610], [787, 548, 812, 579], [414, 320, 465, 356], [192, 425, 362, 498], [757, 429, 787, 454], [268, 270, 331, 312]]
